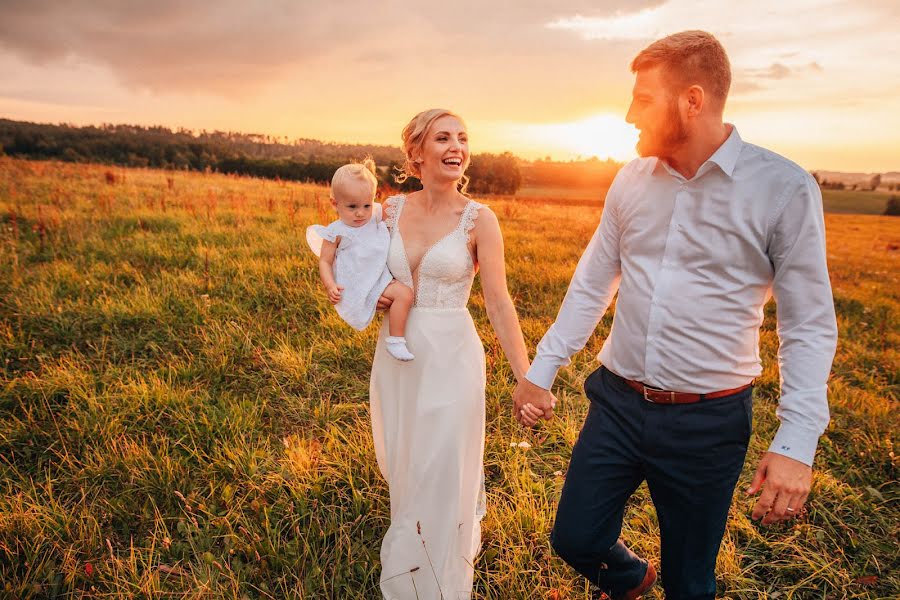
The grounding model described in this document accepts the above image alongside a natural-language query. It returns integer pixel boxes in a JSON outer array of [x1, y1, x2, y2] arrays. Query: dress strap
[[459, 200, 484, 243], [383, 195, 406, 232]]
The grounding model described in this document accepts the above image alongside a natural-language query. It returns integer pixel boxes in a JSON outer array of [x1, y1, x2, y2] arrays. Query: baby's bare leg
[[381, 281, 414, 337]]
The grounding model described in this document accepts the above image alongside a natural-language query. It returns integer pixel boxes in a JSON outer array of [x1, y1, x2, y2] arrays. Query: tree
[[466, 152, 521, 194], [869, 173, 882, 191], [884, 195, 900, 217]]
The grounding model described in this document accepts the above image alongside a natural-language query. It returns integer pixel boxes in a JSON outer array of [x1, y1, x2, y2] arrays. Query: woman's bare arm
[[472, 208, 530, 383]]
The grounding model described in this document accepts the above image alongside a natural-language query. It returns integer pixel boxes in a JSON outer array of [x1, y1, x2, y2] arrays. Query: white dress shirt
[[526, 126, 838, 466]]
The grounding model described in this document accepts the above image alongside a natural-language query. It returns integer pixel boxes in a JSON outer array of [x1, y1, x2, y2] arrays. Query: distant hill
[[814, 170, 900, 185]]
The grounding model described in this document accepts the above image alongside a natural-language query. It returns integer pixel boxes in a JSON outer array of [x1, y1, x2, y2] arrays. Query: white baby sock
[[385, 336, 414, 361]]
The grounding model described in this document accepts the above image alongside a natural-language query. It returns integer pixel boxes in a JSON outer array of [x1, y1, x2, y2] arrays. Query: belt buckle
[[643, 385, 675, 404]]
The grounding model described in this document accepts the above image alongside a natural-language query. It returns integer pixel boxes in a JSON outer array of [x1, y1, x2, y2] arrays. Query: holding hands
[[513, 378, 557, 428]]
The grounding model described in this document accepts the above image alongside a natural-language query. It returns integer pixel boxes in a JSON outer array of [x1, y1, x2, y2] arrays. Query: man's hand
[[327, 284, 344, 304], [747, 452, 813, 525], [512, 378, 556, 427]]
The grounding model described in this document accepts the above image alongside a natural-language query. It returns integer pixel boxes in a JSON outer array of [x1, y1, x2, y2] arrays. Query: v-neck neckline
[[396, 195, 472, 279]]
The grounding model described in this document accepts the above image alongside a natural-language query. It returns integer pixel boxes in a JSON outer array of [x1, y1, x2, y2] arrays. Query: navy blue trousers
[[551, 366, 753, 600]]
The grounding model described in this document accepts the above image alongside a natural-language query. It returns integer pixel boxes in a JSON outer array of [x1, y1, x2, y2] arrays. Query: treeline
[[811, 171, 896, 192], [0, 119, 523, 194], [0, 119, 403, 166]]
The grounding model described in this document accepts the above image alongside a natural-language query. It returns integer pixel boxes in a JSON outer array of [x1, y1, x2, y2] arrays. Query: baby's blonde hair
[[331, 158, 378, 201]]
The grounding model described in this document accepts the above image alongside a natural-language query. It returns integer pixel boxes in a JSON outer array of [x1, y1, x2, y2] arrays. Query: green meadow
[[0, 158, 897, 598]]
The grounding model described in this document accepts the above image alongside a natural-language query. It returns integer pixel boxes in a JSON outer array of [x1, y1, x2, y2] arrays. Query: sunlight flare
[[520, 114, 639, 162]]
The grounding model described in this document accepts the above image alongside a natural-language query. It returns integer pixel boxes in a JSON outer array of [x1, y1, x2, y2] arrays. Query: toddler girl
[[306, 160, 415, 360]]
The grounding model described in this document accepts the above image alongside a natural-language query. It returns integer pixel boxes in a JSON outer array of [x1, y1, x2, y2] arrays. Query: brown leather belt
[[623, 378, 753, 404]]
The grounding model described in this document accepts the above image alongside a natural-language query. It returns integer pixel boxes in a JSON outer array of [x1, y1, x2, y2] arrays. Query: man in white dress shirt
[[513, 31, 837, 599]]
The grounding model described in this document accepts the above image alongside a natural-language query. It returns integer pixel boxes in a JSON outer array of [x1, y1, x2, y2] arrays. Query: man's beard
[[636, 99, 688, 160]]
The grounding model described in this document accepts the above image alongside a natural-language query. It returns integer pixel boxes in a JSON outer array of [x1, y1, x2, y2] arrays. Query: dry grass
[[0, 157, 897, 599]]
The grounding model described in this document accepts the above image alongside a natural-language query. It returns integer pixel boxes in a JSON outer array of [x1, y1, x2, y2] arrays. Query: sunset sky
[[1, 1, 898, 171]]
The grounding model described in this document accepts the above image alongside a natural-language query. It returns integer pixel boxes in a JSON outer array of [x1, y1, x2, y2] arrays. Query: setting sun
[[488, 113, 639, 162], [529, 114, 639, 161]]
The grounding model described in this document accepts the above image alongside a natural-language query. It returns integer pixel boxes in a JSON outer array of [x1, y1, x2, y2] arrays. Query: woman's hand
[[513, 378, 556, 427], [327, 284, 344, 304], [516, 402, 547, 427]]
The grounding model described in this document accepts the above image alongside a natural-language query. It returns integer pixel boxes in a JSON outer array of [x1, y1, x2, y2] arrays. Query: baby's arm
[[318, 237, 343, 304]]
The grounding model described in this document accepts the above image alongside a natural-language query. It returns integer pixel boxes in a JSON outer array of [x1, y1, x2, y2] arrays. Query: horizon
[[4, 115, 900, 176], [1, 1, 898, 172]]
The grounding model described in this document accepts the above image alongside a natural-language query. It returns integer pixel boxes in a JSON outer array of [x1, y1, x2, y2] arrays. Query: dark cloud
[[732, 63, 792, 95], [0, 0, 662, 95], [731, 80, 764, 95], [0, 1, 335, 92], [749, 62, 792, 80], [730, 62, 784, 96], [734, 59, 827, 95]]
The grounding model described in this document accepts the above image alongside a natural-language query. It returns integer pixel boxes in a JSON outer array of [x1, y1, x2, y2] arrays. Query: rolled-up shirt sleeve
[[766, 173, 838, 465], [526, 168, 626, 390]]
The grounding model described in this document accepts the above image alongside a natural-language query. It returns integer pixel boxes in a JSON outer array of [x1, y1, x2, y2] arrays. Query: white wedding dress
[[370, 195, 487, 600]]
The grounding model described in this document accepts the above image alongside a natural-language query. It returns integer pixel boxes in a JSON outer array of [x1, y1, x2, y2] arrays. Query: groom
[[513, 31, 837, 599]]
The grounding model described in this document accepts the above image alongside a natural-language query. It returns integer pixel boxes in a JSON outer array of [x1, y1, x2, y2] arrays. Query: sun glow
[[515, 114, 639, 162]]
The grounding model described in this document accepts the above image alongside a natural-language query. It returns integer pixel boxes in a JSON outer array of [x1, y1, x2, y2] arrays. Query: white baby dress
[[306, 203, 393, 330]]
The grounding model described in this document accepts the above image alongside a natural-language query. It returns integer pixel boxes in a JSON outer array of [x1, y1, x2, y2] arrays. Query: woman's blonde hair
[[331, 158, 378, 201], [395, 108, 469, 194]]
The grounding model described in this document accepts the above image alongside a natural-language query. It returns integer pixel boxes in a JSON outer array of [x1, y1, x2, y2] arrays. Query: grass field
[[516, 185, 892, 215], [817, 190, 892, 216], [0, 158, 897, 599]]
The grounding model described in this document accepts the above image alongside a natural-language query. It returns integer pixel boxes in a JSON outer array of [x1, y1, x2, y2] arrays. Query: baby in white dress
[[306, 160, 415, 360]]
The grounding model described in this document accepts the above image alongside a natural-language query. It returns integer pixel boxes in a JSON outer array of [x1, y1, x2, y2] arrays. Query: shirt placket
[[643, 181, 686, 385]]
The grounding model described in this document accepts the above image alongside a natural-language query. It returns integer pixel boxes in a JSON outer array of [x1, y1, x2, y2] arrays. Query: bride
[[369, 108, 543, 599]]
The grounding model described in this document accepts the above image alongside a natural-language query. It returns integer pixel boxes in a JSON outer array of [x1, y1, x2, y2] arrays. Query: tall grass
[[0, 157, 897, 598]]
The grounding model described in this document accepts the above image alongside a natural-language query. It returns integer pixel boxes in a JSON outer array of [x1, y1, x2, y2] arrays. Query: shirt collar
[[705, 124, 742, 178], [654, 124, 743, 181]]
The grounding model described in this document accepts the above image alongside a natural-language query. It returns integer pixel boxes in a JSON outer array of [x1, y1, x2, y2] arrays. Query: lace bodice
[[384, 195, 484, 309]]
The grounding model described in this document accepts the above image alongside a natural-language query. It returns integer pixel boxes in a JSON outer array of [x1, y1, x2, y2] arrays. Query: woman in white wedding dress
[[369, 109, 538, 599]]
